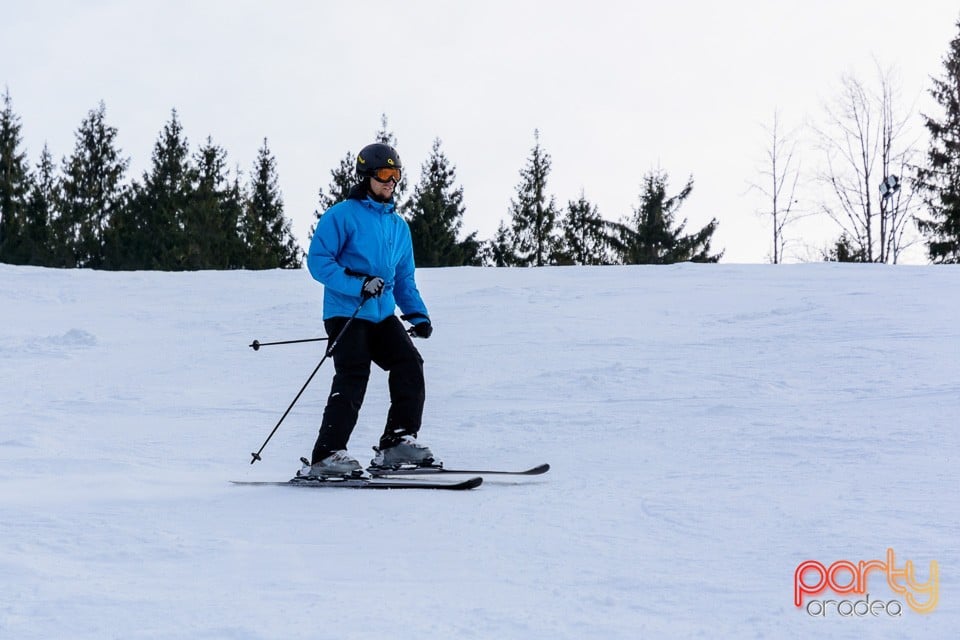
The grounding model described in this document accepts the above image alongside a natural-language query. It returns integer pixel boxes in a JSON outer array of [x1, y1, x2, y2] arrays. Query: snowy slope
[[1, 263, 957, 639]]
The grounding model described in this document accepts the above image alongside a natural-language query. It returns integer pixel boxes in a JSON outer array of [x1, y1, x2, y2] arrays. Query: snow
[[1, 263, 957, 639]]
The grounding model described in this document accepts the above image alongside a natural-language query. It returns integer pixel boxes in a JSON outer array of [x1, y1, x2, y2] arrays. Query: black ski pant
[[312, 315, 425, 463]]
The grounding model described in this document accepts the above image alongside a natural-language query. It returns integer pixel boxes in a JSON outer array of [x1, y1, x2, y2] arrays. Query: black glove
[[361, 276, 385, 299], [409, 320, 433, 339]]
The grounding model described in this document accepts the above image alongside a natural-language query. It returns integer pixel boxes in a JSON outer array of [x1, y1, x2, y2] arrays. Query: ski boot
[[370, 435, 440, 470], [298, 451, 363, 478]]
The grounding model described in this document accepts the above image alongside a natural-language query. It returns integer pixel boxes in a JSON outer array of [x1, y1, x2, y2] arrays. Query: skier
[[303, 142, 437, 477]]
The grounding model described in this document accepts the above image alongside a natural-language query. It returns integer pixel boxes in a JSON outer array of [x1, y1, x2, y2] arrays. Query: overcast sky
[[2, 1, 958, 263]]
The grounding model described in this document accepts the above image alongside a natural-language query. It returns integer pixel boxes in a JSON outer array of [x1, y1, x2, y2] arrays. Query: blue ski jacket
[[307, 189, 429, 325]]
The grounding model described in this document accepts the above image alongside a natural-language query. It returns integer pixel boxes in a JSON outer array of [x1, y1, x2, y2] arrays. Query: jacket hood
[[347, 182, 367, 201]]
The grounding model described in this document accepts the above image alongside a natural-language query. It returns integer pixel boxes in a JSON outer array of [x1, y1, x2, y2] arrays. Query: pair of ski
[[232, 462, 550, 491]]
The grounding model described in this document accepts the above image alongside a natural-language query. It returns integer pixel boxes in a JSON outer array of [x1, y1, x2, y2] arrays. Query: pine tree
[[375, 112, 398, 148], [483, 221, 518, 267], [241, 139, 301, 269], [310, 151, 355, 238], [182, 138, 245, 269], [824, 233, 867, 262], [309, 115, 409, 239], [610, 170, 722, 264], [508, 130, 561, 266], [558, 192, 612, 265], [405, 138, 480, 266], [916, 17, 960, 264], [374, 113, 408, 212], [0, 88, 30, 264], [56, 102, 128, 268], [106, 109, 191, 269], [17, 145, 58, 266]]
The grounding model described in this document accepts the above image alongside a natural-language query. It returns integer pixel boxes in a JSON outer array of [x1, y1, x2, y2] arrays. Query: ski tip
[[460, 476, 484, 490], [527, 463, 550, 475]]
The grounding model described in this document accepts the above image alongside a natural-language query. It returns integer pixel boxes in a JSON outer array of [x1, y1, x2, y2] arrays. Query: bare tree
[[750, 109, 803, 263], [815, 63, 919, 263]]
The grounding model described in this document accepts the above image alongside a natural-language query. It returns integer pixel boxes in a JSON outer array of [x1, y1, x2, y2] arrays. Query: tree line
[[1, 17, 959, 269], [0, 100, 300, 270], [0, 94, 722, 270], [314, 121, 722, 269]]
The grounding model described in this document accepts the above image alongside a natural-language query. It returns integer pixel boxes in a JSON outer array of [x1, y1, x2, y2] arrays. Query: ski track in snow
[[1, 263, 958, 639]]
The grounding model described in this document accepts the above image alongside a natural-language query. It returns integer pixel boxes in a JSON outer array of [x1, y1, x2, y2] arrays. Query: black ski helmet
[[356, 143, 402, 179]]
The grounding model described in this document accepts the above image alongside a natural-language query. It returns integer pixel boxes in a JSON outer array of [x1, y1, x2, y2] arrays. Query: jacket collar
[[363, 197, 395, 215]]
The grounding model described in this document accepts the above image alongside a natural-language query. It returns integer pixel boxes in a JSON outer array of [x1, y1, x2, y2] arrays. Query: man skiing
[[303, 142, 437, 477]]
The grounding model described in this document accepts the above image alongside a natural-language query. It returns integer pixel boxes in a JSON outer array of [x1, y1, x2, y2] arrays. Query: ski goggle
[[371, 167, 402, 183]]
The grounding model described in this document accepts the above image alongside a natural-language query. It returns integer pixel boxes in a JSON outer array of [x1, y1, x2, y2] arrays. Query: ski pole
[[249, 337, 329, 351], [249, 297, 367, 464]]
